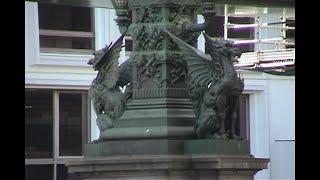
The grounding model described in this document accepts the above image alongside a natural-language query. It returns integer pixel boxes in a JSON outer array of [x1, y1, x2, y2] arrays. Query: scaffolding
[[223, 5, 295, 49], [234, 48, 295, 68]]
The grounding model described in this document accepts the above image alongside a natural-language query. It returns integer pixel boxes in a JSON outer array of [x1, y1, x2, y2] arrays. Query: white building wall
[[268, 78, 295, 180], [243, 72, 295, 180]]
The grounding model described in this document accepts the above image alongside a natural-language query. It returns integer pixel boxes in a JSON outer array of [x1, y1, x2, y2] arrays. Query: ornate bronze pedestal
[[67, 0, 269, 179]]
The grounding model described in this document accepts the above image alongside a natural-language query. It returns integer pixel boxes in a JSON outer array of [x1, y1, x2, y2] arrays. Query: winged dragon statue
[[87, 34, 132, 136], [165, 30, 244, 139]]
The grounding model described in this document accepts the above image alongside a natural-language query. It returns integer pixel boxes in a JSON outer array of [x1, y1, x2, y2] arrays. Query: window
[[227, 16, 255, 52], [38, 3, 95, 54], [236, 94, 250, 141], [284, 17, 295, 49], [206, 5, 295, 53], [25, 90, 53, 159], [25, 165, 53, 180], [25, 89, 89, 180], [25, 164, 80, 180], [59, 93, 83, 156], [206, 15, 255, 53], [206, 5, 295, 70]]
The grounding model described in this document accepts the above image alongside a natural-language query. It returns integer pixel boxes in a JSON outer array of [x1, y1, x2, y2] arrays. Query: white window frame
[[243, 84, 271, 180], [25, 88, 90, 180], [25, 1, 122, 67]]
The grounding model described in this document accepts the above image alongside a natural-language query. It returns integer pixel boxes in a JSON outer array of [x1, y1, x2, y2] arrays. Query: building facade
[[25, 1, 294, 180]]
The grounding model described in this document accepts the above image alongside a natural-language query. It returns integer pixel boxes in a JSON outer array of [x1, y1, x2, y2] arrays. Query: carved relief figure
[[137, 54, 162, 88], [168, 6, 200, 46]]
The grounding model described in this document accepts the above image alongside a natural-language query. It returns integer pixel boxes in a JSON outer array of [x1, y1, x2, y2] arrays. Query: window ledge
[[33, 52, 94, 67]]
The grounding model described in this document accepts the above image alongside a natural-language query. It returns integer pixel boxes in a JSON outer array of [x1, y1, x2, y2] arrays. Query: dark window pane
[[38, 4, 93, 32], [38, 3, 94, 51], [25, 165, 53, 180], [57, 164, 81, 180], [206, 16, 254, 53], [228, 28, 254, 39], [25, 90, 53, 159], [286, 29, 295, 38], [234, 43, 254, 53], [40, 36, 93, 50], [235, 94, 250, 141], [59, 93, 83, 156], [285, 19, 295, 49], [229, 16, 255, 52]]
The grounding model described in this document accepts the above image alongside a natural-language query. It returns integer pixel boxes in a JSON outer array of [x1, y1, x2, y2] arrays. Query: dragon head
[[87, 42, 113, 69], [203, 33, 242, 63]]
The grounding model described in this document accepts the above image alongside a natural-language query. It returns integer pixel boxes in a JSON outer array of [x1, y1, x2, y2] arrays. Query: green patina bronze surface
[[85, 139, 185, 156], [165, 31, 244, 139], [88, 34, 133, 135], [84, 139, 249, 156]]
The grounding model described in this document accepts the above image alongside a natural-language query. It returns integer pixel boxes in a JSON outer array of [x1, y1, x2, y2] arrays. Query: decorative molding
[[37, 53, 94, 67], [99, 126, 195, 140], [237, 70, 295, 80], [66, 154, 268, 180], [25, 84, 91, 90], [129, 0, 201, 7], [25, 72, 96, 86], [133, 88, 188, 99], [243, 84, 266, 92], [274, 139, 295, 141]]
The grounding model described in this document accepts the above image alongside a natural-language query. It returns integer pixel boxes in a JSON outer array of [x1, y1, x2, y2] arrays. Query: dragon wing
[[117, 58, 132, 87], [165, 30, 216, 88], [93, 34, 125, 89]]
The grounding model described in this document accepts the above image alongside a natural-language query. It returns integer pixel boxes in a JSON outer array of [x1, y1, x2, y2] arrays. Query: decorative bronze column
[[98, 0, 207, 141]]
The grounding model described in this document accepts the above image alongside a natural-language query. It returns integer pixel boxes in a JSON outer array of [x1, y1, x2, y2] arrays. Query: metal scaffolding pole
[[224, 4, 228, 40], [227, 23, 295, 30]]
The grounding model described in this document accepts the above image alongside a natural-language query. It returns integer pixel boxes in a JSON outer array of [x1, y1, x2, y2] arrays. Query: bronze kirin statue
[[88, 34, 132, 135], [165, 30, 244, 139]]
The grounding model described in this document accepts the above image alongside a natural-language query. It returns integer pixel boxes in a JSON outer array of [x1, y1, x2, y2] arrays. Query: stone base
[[66, 154, 269, 180], [69, 139, 268, 179], [184, 139, 250, 155]]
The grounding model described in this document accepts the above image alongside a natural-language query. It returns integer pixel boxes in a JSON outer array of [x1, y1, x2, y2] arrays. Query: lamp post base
[[67, 154, 268, 180]]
